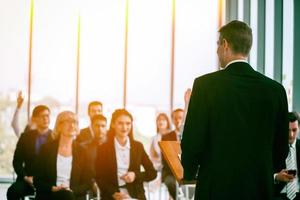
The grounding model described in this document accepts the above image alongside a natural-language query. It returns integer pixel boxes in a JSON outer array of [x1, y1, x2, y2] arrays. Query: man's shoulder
[[20, 129, 38, 139], [162, 131, 177, 141], [77, 127, 92, 141], [195, 70, 222, 82], [80, 127, 90, 134]]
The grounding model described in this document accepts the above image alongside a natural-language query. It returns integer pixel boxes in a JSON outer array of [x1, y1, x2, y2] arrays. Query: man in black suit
[[76, 101, 103, 144], [162, 108, 184, 200], [7, 105, 52, 200], [274, 112, 300, 200], [86, 114, 107, 196], [181, 20, 289, 200]]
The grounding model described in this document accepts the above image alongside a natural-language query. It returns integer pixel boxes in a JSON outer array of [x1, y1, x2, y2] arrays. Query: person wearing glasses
[[34, 111, 92, 200]]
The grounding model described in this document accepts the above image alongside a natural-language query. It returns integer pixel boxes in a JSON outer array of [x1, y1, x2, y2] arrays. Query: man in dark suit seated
[[7, 105, 52, 200], [161, 108, 184, 200], [76, 101, 102, 144], [85, 114, 107, 197], [274, 112, 300, 200]]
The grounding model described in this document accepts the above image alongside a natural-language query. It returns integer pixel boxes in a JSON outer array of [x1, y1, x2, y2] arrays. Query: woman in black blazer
[[95, 109, 157, 200], [34, 111, 92, 200]]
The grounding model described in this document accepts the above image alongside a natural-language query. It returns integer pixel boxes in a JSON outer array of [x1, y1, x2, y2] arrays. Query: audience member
[[7, 105, 52, 200], [95, 109, 157, 200], [148, 113, 171, 192], [274, 112, 300, 200], [150, 113, 171, 170], [11, 91, 36, 137], [34, 111, 92, 200], [86, 114, 107, 196], [161, 108, 184, 200], [77, 101, 103, 144]]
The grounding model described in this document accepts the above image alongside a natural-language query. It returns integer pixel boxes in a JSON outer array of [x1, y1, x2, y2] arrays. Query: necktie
[[287, 145, 297, 200]]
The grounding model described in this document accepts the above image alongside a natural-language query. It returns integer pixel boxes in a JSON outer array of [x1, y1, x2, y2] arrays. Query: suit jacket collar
[[107, 137, 138, 185], [224, 61, 255, 74], [224, 59, 248, 68]]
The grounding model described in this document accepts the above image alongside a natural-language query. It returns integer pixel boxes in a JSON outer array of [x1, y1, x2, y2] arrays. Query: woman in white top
[[34, 111, 92, 200], [148, 113, 171, 192], [149, 113, 171, 170]]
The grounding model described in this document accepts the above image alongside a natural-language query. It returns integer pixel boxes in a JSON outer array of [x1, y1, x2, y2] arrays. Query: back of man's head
[[219, 20, 252, 56], [32, 105, 50, 118], [288, 112, 300, 124]]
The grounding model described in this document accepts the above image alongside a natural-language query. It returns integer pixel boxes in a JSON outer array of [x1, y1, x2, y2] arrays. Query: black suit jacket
[[95, 138, 157, 200], [34, 139, 92, 199], [274, 140, 300, 195], [76, 127, 93, 144], [181, 62, 289, 200], [13, 129, 52, 181], [161, 130, 178, 180]]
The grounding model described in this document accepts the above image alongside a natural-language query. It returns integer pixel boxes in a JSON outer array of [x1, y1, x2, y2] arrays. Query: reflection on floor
[[0, 182, 194, 200]]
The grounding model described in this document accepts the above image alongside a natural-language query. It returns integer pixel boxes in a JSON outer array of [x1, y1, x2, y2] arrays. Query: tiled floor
[[0, 183, 9, 199]]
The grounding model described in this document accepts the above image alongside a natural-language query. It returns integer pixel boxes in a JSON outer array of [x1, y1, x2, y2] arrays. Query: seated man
[[162, 108, 184, 200], [76, 101, 103, 144], [7, 105, 52, 200], [85, 114, 107, 197], [274, 112, 300, 200]]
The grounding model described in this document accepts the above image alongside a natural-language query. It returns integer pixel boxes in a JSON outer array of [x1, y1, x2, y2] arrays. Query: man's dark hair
[[288, 112, 300, 123], [32, 105, 50, 118], [88, 101, 103, 112], [91, 114, 107, 124], [219, 20, 252, 56], [171, 108, 184, 118]]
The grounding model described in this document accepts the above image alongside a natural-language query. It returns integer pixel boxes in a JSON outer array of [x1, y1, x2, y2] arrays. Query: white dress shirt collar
[[225, 59, 248, 69], [114, 136, 131, 150]]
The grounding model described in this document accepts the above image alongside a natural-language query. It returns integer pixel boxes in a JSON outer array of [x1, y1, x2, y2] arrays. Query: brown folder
[[159, 141, 183, 183]]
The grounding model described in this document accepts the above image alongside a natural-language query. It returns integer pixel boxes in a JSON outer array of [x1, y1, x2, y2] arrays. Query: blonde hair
[[51, 111, 79, 140]]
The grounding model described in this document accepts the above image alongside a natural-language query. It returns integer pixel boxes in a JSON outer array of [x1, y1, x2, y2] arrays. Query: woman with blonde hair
[[34, 111, 92, 200]]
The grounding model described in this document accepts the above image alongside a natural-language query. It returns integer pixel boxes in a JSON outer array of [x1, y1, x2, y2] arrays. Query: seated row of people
[[8, 91, 192, 200], [7, 105, 157, 200]]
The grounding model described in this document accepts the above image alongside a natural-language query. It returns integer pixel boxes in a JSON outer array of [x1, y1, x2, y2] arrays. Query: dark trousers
[[36, 190, 75, 200], [164, 175, 176, 199], [274, 193, 300, 200], [6, 180, 35, 200]]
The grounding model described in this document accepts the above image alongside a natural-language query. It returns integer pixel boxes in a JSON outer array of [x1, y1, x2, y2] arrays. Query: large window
[[0, 0, 30, 178], [31, 0, 78, 127], [0, 0, 220, 179], [264, 0, 275, 79], [282, 0, 294, 110], [249, 0, 258, 70], [126, 0, 172, 143], [174, 0, 218, 109], [79, 0, 125, 127]]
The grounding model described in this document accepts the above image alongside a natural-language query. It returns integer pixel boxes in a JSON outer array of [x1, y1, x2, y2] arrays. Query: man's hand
[[51, 184, 72, 192], [184, 88, 192, 106], [16, 91, 24, 109], [112, 192, 130, 200], [120, 171, 136, 183], [275, 169, 295, 182], [92, 182, 98, 194], [24, 176, 34, 187]]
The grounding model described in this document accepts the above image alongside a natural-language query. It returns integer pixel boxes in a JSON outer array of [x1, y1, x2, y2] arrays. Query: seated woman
[[34, 111, 92, 200], [95, 109, 157, 200]]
